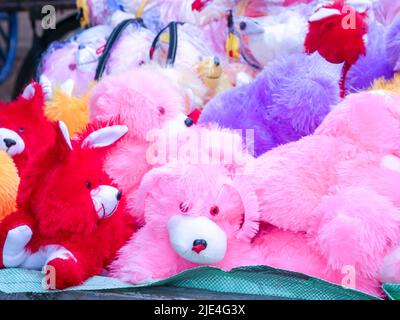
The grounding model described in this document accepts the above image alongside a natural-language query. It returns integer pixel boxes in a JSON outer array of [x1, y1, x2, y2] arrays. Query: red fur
[[0, 123, 135, 289], [0, 82, 57, 170], [304, 0, 368, 97]]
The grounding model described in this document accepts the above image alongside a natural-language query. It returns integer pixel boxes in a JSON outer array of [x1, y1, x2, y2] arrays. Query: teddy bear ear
[[58, 121, 73, 150], [309, 7, 342, 22], [21, 83, 36, 100], [133, 163, 182, 226], [81, 125, 128, 149], [228, 176, 260, 242], [39, 75, 53, 101]]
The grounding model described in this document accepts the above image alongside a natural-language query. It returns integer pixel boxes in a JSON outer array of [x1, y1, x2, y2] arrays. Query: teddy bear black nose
[[239, 21, 247, 30], [116, 191, 122, 201], [184, 117, 194, 127], [192, 239, 207, 254], [3, 138, 16, 148]]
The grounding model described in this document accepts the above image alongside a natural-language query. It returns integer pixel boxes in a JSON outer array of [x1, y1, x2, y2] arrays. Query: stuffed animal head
[[134, 158, 259, 264], [90, 69, 187, 140], [0, 151, 19, 221], [235, 10, 308, 68], [305, 0, 368, 65], [18, 121, 127, 237], [196, 56, 223, 88], [0, 82, 56, 169]]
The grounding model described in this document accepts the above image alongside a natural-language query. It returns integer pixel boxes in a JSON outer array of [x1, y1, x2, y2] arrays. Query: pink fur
[[109, 123, 393, 296], [250, 91, 400, 292], [109, 150, 382, 296], [89, 69, 186, 210]]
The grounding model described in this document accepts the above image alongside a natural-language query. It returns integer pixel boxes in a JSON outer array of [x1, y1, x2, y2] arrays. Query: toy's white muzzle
[[0, 128, 25, 157], [91, 185, 121, 219], [167, 215, 227, 264]]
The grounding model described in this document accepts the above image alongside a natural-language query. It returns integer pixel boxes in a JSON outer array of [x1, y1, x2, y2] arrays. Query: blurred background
[[0, 1, 78, 101]]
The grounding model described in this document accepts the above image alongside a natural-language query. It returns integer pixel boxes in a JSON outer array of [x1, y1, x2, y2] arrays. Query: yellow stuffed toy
[[0, 151, 19, 221], [371, 74, 400, 96], [41, 77, 91, 137], [196, 56, 233, 103]]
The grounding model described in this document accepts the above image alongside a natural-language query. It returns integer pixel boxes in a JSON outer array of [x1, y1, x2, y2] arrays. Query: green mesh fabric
[[382, 284, 400, 300], [0, 266, 381, 300]]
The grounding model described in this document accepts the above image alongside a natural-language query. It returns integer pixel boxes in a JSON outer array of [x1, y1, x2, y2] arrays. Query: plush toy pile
[[1, 0, 400, 297]]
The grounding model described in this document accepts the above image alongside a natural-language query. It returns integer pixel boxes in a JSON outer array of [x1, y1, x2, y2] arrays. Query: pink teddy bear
[[109, 129, 386, 296], [251, 91, 400, 289], [89, 68, 189, 216]]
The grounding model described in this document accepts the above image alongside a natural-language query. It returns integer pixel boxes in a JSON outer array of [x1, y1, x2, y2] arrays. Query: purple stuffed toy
[[199, 52, 341, 157], [347, 14, 400, 92]]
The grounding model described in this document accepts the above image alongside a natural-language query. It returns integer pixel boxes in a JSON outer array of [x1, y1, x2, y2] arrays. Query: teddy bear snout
[[0, 128, 25, 157], [167, 215, 227, 264], [90, 185, 121, 219]]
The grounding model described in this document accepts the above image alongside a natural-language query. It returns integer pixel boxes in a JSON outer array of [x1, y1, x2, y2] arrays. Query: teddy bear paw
[[45, 257, 84, 290], [379, 246, 400, 284], [2, 225, 32, 267]]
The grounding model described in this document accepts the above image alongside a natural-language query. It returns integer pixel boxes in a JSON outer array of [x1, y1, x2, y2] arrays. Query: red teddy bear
[[0, 82, 57, 171], [0, 121, 134, 289]]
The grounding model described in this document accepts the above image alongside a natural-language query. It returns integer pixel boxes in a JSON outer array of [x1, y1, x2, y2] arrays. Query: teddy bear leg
[[313, 187, 400, 279], [44, 249, 84, 290], [379, 246, 400, 284], [0, 211, 35, 268]]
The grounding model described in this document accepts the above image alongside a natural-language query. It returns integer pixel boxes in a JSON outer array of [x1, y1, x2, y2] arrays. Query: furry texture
[[141, 62, 208, 113], [249, 91, 400, 294], [305, 0, 368, 65], [346, 22, 394, 92], [373, 0, 400, 26], [90, 69, 186, 203], [347, 14, 400, 92], [0, 151, 19, 221], [304, 0, 368, 96], [199, 52, 341, 157], [0, 83, 57, 171], [371, 74, 400, 96], [110, 140, 381, 295], [45, 85, 91, 137], [385, 13, 400, 72], [0, 122, 134, 289]]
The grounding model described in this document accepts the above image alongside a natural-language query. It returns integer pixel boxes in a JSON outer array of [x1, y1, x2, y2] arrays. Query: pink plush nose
[[192, 239, 207, 254]]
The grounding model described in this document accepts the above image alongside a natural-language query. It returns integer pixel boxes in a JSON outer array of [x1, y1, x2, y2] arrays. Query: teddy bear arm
[[0, 210, 35, 268]]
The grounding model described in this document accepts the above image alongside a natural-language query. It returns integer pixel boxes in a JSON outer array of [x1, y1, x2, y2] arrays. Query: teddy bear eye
[[85, 181, 92, 189], [19, 128, 24, 133], [158, 106, 165, 115], [210, 206, 219, 216], [179, 202, 190, 213]]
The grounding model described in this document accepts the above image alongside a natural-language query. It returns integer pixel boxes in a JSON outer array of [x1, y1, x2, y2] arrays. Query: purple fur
[[199, 52, 340, 157], [386, 13, 400, 72], [347, 23, 395, 92]]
